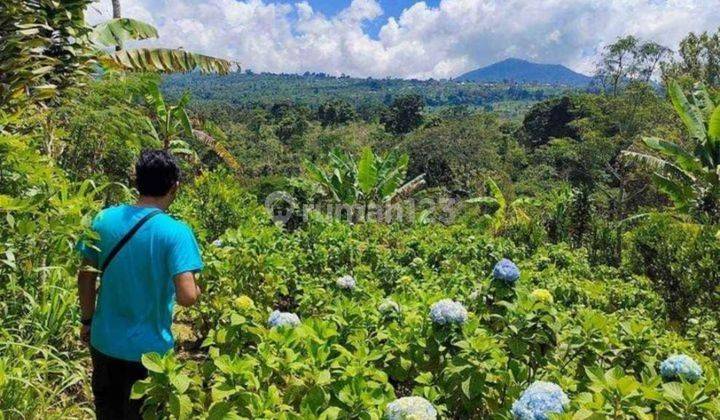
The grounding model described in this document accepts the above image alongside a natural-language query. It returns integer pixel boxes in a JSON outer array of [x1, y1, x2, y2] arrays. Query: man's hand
[[174, 271, 201, 307], [81, 325, 91, 345]]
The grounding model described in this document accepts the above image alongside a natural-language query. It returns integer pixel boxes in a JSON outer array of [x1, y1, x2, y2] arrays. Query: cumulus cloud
[[87, 0, 720, 79]]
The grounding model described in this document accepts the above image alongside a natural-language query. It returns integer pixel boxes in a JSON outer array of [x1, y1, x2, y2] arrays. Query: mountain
[[456, 58, 592, 87]]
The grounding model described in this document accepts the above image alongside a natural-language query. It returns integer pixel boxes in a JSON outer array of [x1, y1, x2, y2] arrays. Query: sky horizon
[[88, 0, 720, 80]]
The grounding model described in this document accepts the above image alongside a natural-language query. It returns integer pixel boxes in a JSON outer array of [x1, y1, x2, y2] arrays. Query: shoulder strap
[[100, 209, 161, 273]]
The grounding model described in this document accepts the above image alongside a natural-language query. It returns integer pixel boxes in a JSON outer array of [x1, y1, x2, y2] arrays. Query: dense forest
[[3, 1, 720, 418], [162, 71, 566, 120]]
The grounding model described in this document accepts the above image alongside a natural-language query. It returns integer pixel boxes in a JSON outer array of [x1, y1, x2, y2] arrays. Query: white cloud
[[87, 0, 720, 79]]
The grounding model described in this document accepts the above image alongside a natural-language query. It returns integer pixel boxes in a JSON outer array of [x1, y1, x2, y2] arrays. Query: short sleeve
[[76, 216, 100, 266], [167, 223, 204, 278]]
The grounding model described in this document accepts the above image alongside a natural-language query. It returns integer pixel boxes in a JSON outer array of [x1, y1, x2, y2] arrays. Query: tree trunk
[[111, 0, 121, 18], [112, 0, 122, 51]]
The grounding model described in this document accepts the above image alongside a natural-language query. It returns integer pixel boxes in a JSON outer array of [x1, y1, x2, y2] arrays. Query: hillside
[[161, 71, 569, 115], [456, 58, 593, 87]]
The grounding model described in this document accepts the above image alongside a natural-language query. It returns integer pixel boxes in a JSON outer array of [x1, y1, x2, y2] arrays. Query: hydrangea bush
[[660, 354, 703, 383], [379, 299, 400, 314], [530, 289, 553, 303], [429, 299, 468, 325], [511, 381, 569, 420], [267, 310, 301, 328], [336, 274, 356, 290], [385, 396, 437, 420], [493, 258, 521, 284]]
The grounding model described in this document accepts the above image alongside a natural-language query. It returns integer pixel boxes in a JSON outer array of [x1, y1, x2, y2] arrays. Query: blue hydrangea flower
[[267, 310, 300, 328], [493, 258, 520, 284], [429, 299, 468, 325], [212, 239, 223, 247], [385, 396, 437, 420], [336, 275, 356, 290], [379, 299, 400, 314], [660, 354, 703, 383], [511, 381, 569, 420]]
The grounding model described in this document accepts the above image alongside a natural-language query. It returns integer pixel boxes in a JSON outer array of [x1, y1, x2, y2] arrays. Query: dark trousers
[[91, 347, 148, 420]]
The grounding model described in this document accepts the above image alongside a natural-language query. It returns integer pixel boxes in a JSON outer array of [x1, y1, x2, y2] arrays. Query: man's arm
[[174, 272, 201, 307], [78, 258, 98, 344]]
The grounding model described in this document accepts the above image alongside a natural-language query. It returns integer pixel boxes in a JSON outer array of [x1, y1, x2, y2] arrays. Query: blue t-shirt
[[77, 205, 203, 361]]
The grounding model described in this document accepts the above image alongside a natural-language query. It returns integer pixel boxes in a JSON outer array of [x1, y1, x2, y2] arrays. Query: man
[[77, 150, 203, 419]]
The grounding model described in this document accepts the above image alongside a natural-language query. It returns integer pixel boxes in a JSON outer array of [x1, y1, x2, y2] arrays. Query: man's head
[[135, 149, 181, 202]]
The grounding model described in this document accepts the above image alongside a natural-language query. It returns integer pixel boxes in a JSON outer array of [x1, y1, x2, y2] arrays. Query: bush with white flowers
[[385, 396, 437, 420], [493, 258, 520, 284], [660, 354, 703, 383], [267, 310, 300, 328], [378, 299, 400, 315], [429, 299, 468, 325], [336, 274, 356, 290], [511, 381, 568, 420]]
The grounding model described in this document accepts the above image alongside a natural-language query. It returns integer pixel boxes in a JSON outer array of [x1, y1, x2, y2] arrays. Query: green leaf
[[171, 373, 190, 394], [668, 80, 706, 142], [108, 48, 233, 74], [130, 379, 153, 399], [709, 105, 720, 142], [207, 402, 240, 420], [357, 147, 378, 196], [141, 353, 165, 373], [169, 394, 193, 420], [91, 18, 158, 48]]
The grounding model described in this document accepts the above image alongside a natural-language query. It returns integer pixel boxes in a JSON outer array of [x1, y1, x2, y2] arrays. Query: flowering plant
[[493, 258, 520, 284], [267, 310, 300, 328], [429, 299, 468, 325], [336, 274, 356, 290], [660, 354, 703, 383], [385, 396, 437, 420], [511, 381, 568, 420]]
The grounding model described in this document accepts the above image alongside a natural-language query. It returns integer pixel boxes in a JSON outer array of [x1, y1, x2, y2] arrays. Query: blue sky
[[89, 0, 720, 79], [271, 0, 441, 36]]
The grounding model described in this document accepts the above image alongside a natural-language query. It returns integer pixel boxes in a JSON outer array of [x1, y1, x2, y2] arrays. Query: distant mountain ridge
[[456, 58, 592, 87]]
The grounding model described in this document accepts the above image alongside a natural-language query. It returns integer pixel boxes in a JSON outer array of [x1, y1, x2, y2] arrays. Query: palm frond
[[91, 18, 158, 48], [192, 129, 241, 174], [621, 150, 696, 184], [109, 48, 233, 74]]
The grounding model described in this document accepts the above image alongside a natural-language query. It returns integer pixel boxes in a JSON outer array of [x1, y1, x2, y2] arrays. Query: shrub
[[267, 310, 300, 328], [511, 381, 569, 420], [493, 258, 521, 285], [429, 299, 468, 325], [660, 354, 703, 383], [384, 396, 437, 420], [336, 275, 356, 290]]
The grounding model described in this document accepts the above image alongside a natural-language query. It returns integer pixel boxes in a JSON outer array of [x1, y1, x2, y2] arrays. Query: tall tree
[[662, 28, 720, 88], [381, 94, 425, 135], [596, 36, 671, 94]]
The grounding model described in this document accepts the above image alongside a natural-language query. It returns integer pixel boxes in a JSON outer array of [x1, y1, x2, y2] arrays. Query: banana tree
[[622, 81, 720, 222], [89, 5, 233, 74], [142, 81, 240, 173], [466, 178, 537, 233], [303, 147, 425, 218]]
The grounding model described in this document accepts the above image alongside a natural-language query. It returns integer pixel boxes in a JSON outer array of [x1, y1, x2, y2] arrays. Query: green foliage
[[163, 72, 562, 116], [90, 18, 158, 48], [623, 81, 720, 222], [0, 0, 95, 113], [118, 213, 719, 418], [625, 213, 720, 324], [381, 94, 425, 135], [662, 27, 720, 88], [303, 148, 417, 208], [317, 99, 356, 127]]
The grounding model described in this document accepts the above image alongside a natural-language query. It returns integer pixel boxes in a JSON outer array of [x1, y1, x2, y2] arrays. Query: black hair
[[135, 149, 181, 197]]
